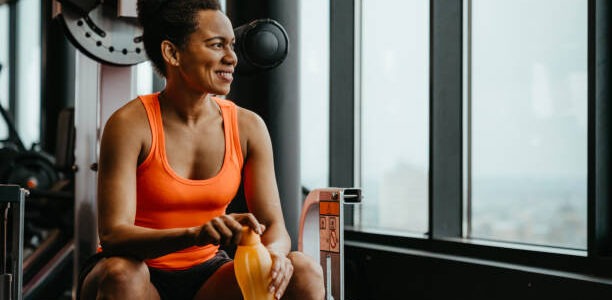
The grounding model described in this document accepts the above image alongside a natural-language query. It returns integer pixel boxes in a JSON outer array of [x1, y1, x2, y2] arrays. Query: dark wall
[[41, 2, 75, 155], [345, 245, 612, 300]]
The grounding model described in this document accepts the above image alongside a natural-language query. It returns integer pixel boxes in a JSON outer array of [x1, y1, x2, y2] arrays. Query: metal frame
[[73, 52, 138, 292], [72, 51, 101, 293], [329, 0, 355, 190], [0, 185, 27, 300], [429, 0, 463, 239], [589, 0, 612, 273], [329, 0, 356, 227]]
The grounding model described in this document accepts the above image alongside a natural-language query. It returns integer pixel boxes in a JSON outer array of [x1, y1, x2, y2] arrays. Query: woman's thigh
[[192, 261, 244, 300]]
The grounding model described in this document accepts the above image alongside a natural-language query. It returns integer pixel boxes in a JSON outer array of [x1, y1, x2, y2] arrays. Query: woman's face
[[176, 10, 237, 95]]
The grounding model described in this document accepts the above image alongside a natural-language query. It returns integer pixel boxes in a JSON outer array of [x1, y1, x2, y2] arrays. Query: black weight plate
[[7, 151, 59, 191]]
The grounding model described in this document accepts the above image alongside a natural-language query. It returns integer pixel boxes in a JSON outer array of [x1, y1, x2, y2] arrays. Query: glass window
[[300, 0, 329, 190], [0, 4, 9, 141], [467, 0, 588, 249], [136, 61, 154, 96], [359, 0, 430, 234], [15, 0, 41, 149]]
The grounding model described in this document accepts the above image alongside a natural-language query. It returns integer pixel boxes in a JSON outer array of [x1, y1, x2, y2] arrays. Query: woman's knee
[[98, 256, 150, 287], [289, 252, 323, 278], [287, 251, 325, 299], [80, 256, 152, 299]]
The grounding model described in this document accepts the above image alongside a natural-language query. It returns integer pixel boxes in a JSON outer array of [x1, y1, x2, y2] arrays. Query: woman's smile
[[216, 69, 234, 82]]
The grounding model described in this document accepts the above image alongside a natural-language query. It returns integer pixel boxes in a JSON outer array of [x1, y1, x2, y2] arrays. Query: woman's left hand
[[268, 251, 294, 300]]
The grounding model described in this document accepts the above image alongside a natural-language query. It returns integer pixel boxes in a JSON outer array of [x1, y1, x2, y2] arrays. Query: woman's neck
[[158, 87, 219, 125]]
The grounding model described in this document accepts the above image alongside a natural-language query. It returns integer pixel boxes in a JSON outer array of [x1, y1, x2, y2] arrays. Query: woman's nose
[[223, 48, 238, 65]]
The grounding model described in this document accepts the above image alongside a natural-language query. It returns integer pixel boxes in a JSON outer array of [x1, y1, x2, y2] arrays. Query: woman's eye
[[210, 43, 223, 49]]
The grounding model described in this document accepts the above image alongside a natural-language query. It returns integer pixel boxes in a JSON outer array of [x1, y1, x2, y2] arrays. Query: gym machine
[[299, 188, 361, 300], [0, 185, 27, 300]]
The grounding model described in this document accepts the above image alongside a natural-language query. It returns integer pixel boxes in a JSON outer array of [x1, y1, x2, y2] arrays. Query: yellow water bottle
[[234, 226, 274, 300]]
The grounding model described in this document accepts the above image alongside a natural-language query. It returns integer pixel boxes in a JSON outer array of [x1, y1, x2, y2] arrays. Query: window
[[0, 4, 9, 141], [358, 0, 429, 234], [338, 0, 612, 275], [300, 0, 330, 191], [0, 0, 41, 148], [15, 0, 40, 149], [136, 61, 154, 96], [466, 0, 588, 249]]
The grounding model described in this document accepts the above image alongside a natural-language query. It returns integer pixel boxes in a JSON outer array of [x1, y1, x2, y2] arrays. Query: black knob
[[234, 19, 289, 75]]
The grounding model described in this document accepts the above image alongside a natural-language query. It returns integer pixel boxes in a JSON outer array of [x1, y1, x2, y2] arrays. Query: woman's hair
[[137, 0, 222, 76]]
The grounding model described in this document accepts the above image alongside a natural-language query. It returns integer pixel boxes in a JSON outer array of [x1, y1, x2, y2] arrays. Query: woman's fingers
[[198, 223, 221, 245], [229, 212, 264, 234], [268, 252, 293, 299], [198, 213, 266, 246], [219, 215, 243, 244]]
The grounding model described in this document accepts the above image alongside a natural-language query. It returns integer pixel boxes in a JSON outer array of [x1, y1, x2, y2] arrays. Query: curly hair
[[137, 0, 222, 76]]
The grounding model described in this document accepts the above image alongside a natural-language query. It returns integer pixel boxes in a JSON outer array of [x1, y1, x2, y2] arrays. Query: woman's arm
[[240, 108, 291, 255], [239, 108, 294, 299]]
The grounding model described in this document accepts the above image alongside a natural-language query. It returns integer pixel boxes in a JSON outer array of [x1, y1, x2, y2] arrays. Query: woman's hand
[[267, 250, 294, 300], [192, 213, 264, 246]]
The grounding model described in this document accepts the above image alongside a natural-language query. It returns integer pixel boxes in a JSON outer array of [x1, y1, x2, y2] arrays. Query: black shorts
[[77, 250, 232, 300]]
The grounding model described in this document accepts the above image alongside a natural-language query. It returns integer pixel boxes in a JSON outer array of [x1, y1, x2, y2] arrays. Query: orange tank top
[[135, 93, 244, 270]]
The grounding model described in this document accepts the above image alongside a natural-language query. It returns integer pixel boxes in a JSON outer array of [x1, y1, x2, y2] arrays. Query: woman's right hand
[[192, 213, 265, 247]]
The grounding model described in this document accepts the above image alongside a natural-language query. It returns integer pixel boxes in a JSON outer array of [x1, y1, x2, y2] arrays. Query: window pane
[[359, 0, 429, 234], [469, 0, 587, 249], [16, 0, 41, 148], [300, 0, 329, 190], [136, 61, 154, 96], [0, 5, 9, 141]]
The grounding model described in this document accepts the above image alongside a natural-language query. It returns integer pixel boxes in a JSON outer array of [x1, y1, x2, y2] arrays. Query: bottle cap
[[239, 226, 261, 245]]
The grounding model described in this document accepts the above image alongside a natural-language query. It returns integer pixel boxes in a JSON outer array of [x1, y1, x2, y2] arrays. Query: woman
[[77, 0, 325, 299]]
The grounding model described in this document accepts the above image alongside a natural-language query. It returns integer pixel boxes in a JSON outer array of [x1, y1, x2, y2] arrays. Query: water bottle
[[234, 226, 274, 300]]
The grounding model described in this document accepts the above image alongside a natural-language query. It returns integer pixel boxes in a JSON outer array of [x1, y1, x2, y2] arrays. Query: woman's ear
[[161, 40, 180, 67]]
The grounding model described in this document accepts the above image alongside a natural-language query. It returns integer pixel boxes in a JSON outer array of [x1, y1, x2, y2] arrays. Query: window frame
[[0, 2, 18, 145], [332, 0, 612, 278]]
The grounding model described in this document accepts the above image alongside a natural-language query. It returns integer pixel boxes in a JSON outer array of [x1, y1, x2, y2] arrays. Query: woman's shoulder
[[99, 97, 152, 166], [223, 100, 272, 157], [234, 105, 271, 158], [108, 97, 142, 119], [103, 97, 149, 136], [215, 97, 265, 130], [235, 105, 266, 133]]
